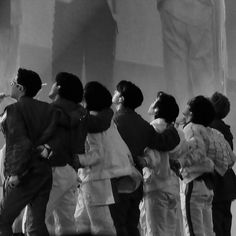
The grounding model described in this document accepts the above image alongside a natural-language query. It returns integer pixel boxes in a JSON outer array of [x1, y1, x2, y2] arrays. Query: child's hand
[[37, 144, 52, 159], [143, 167, 153, 183], [8, 175, 20, 188], [181, 168, 190, 179]]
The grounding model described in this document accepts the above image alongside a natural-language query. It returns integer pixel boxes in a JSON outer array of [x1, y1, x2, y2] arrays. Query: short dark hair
[[55, 72, 83, 103], [188, 95, 215, 126], [17, 68, 42, 97], [116, 80, 143, 110], [84, 81, 112, 111], [153, 91, 179, 123], [210, 92, 230, 119]]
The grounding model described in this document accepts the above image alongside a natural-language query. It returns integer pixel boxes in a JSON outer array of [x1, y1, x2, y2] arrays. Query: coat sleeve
[[148, 125, 180, 151], [181, 124, 209, 167], [79, 134, 101, 167], [87, 108, 113, 133]]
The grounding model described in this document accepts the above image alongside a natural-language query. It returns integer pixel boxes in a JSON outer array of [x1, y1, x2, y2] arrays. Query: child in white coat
[[75, 81, 141, 235], [180, 95, 235, 236], [139, 91, 187, 236]]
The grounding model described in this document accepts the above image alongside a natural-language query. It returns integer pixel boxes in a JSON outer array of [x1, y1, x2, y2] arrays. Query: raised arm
[[87, 108, 113, 133], [148, 125, 180, 151]]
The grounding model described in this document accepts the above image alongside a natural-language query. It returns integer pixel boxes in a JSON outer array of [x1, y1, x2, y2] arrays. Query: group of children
[[139, 91, 236, 236], [0, 68, 235, 236]]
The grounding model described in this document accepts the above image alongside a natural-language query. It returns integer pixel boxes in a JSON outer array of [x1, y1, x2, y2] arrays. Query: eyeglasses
[[10, 79, 22, 88]]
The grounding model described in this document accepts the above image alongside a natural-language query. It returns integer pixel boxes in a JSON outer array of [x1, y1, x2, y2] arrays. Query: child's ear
[[18, 85, 24, 93], [118, 96, 124, 103], [56, 85, 61, 93], [189, 111, 193, 119], [154, 108, 158, 114]]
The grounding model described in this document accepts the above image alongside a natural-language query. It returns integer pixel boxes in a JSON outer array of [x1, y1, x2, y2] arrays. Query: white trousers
[[180, 180, 215, 236], [160, 9, 222, 111], [75, 188, 116, 235]]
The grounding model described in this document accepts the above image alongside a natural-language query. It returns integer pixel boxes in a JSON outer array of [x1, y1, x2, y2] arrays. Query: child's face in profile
[[10, 77, 24, 100], [148, 96, 161, 117], [48, 82, 60, 101], [148, 99, 158, 116], [112, 90, 122, 105], [182, 105, 192, 123]]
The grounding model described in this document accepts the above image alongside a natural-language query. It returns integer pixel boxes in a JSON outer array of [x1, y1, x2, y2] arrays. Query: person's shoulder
[[33, 99, 53, 113], [18, 97, 50, 108], [21, 98, 56, 119], [150, 118, 167, 133], [210, 119, 232, 136], [210, 118, 224, 128], [114, 109, 150, 128], [184, 122, 204, 131], [70, 105, 88, 124], [183, 122, 208, 138], [33, 98, 50, 106], [4, 100, 21, 113], [5, 102, 16, 110]]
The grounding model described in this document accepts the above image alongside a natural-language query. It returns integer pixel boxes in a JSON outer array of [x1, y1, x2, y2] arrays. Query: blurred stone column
[[0, 0, 21, 147], [0, 0, 21, 95]]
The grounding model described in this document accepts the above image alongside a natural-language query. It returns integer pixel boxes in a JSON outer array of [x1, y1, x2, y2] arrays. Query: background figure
[[52, 0, 117, 91], [210, 92, 236, 236], [157, 0, 227, 111]]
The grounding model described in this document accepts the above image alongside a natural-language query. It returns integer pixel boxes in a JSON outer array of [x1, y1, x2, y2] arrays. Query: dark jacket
[[113, 107, 180, 171], [48, 98, 87, 167], [210, 118, 236, 202], [1, 97, 56, 177], [48, 98, 113, 168]]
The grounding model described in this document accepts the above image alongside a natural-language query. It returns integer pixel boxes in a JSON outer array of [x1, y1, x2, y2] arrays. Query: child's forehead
[[153, 95, 164, 105]]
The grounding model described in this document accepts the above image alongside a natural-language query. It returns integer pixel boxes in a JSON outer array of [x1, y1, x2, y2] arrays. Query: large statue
[[52, 0, 117, 91], [157, 0, 227, 110]]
